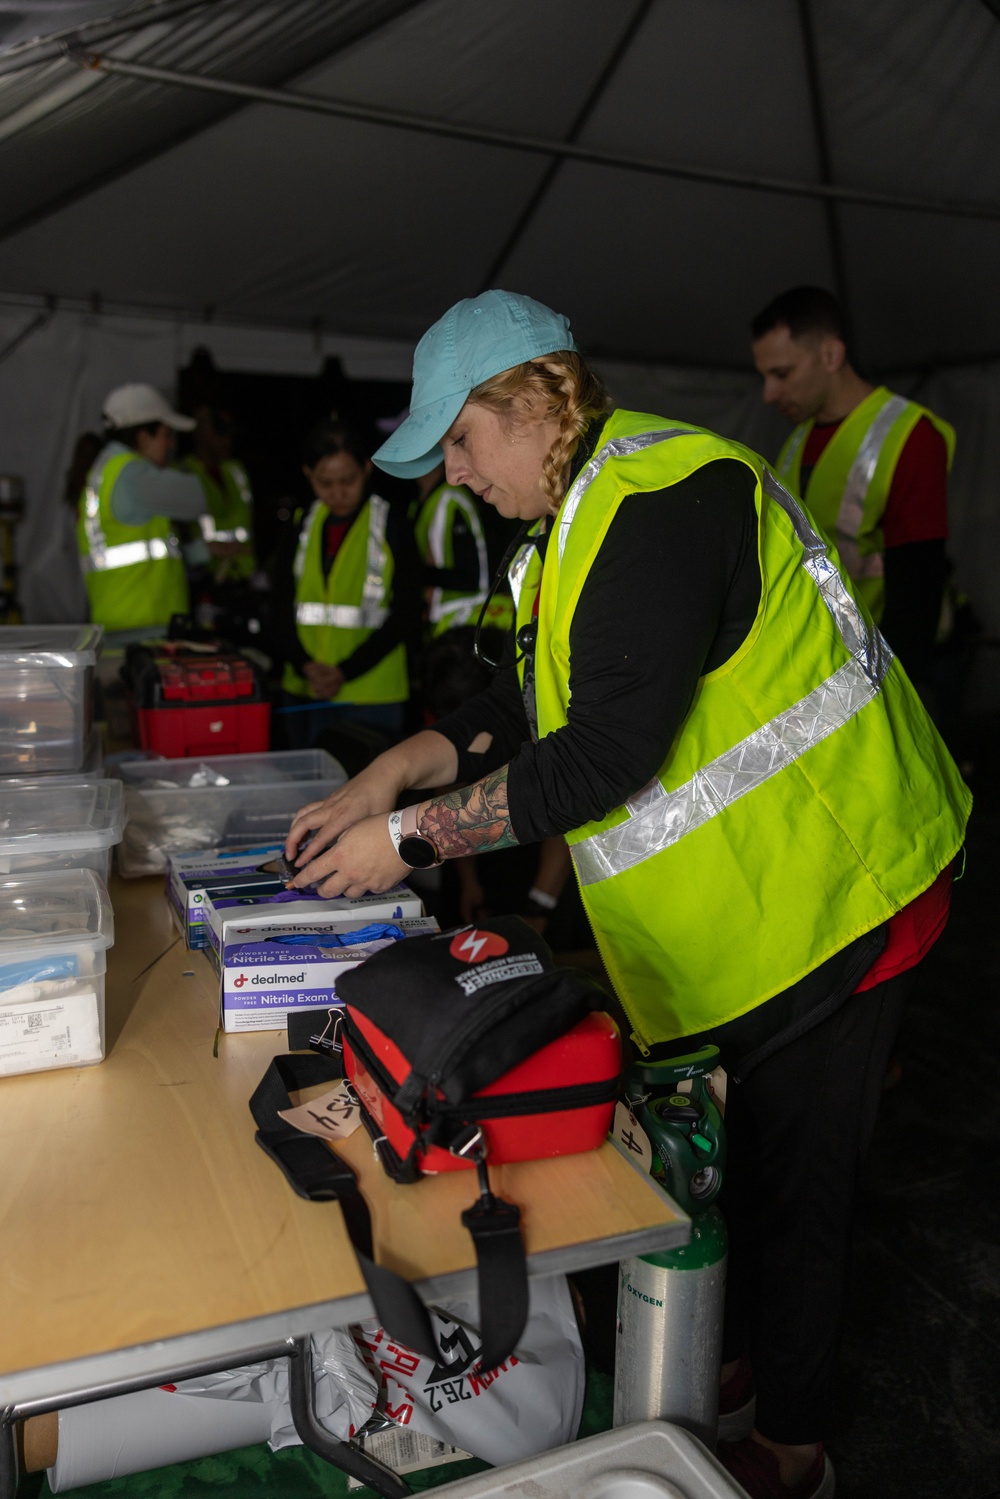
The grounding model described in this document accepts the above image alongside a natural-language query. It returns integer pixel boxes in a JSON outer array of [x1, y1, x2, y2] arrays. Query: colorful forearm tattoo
[[419, 766, 519, 858]]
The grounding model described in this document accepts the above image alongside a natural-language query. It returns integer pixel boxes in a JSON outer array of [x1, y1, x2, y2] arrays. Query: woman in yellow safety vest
[[284, 292, 970, 1499], [277, 421, 420, 748]]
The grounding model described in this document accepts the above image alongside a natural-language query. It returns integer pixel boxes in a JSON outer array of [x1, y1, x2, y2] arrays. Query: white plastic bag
[[264, 1273, 585, 1467]]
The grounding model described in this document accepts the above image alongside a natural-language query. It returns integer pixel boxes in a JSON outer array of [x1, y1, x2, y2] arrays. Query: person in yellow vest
[[77, 384, 205, 635], [180, 407, 255, 582], [285, 292, 970, 1499], [410, 462, 489, 635], [275, 420, 420, 749], [751, 286, 954, 690]]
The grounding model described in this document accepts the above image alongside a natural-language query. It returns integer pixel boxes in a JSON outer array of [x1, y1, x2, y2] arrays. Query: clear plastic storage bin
[[0, 625, 103, 774], [116, 749, 347, 877], [4, 726, 105, 783], [430, 1421, 745, 1497], [0, 780, 126, 882], [0, 868, 114, 1079]]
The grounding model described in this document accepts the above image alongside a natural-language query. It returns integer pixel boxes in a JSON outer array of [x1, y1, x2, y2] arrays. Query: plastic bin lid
[[0, 868, 114, 952], [0, 780, 125, 856], [0, 624, 103, 668]]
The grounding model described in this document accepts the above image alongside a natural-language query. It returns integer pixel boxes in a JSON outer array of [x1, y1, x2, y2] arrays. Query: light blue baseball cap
[[372, 290, 576, 478]]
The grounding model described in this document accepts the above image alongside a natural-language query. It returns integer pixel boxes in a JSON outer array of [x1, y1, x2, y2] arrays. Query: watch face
[[398, 834, 439, 870]]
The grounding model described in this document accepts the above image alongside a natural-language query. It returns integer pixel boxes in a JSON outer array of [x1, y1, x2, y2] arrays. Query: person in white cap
[[282, 290, 971, 1499], [76, 382, 207, 634]]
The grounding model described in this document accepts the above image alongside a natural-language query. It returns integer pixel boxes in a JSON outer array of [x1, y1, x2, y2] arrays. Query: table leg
[[287, 1337, 410, 1498], [0, 1413, 16, 1499]]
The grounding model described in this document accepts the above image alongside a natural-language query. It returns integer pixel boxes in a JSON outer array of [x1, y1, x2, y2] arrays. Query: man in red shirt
[[751, 286, 953, 686]]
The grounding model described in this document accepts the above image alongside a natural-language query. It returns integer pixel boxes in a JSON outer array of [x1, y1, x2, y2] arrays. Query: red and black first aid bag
[[250, 916, 621, 1371]]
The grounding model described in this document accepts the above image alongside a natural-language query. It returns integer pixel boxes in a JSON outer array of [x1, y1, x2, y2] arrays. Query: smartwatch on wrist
[[387, 804, 442, 870]]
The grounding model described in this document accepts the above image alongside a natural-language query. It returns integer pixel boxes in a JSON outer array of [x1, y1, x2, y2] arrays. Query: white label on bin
[[0, 988, 102, 1075]]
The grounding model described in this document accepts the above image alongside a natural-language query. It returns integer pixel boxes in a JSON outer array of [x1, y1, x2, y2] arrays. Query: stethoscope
[[472, 518, 541, 673]]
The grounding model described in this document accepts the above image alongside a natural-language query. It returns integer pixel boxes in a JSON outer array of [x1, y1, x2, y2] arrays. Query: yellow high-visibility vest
[[182, 455, 255, 581], [413, 482, 489, 635], [514, 409, 970, 1048], [282, 496, 408, 705], [776, 386, 955, 622], [77, 448, 188, 632]]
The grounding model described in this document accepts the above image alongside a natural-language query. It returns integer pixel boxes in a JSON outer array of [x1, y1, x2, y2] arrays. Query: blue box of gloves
[[218, 915, 439, 1031]]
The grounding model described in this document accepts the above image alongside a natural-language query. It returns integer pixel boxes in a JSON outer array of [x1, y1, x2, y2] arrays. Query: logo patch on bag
[[449, 928, 509, 963]]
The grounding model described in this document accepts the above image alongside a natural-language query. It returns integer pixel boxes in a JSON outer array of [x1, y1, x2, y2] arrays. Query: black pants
[[720, 969, 914, 1444]]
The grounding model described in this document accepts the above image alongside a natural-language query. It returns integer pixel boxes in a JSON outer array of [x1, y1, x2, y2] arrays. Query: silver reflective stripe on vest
[[508, 541, 536, 609], [82, 536, 182, 573], [82, 450, 181, 571], [296, 601, 388, 627], [778, 422, 809, 480], [81, 447, 116, 565], [572, 465, 893, 886], [295, 495, 391, 629], [363, 495, 391, 621], [427, 488, 489, 624], [558, 429, 696, 562], [199, 514, 249, 544], [293, 501, 321, 580], [834, 394, 909, 581], [227, 462, 253, 506]]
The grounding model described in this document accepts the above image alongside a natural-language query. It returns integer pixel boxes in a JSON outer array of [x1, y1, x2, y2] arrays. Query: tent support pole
[[478, 0, 657, 292], [65, 50, 1000, 224], [796, 0, 854, 343]]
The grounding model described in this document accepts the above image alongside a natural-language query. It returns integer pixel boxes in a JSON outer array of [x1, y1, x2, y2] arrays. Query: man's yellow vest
[[513, 409, 970, 1049], [282, 496, 408, 705], [413, 482, 489, 635], [77, 448, 189, 633], [181, 456, 255, 581], [776, 386, 955, 622]]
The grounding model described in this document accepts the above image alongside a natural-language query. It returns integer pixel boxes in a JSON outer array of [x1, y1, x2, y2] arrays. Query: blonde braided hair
[[467, 351, 610, 514]]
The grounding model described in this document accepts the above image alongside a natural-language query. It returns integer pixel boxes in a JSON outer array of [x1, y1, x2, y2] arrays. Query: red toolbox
[[125, 643, 270, 757]]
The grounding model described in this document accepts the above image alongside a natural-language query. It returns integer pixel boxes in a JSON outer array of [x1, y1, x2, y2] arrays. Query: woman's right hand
[[284, 757, 403, 867], [284, 729, 461, 875]]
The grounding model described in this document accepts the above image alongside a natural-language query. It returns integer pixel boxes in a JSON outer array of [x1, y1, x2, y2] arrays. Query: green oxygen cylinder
[[613, 1044, 727, 1451]]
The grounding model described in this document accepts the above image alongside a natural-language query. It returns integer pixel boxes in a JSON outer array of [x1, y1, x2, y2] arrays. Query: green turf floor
[[35, 1367, 614, 1498]]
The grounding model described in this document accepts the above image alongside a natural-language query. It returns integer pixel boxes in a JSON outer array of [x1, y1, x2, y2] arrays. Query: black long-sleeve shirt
[[434, 458, 761, 842], [274, 498, 422, 683]]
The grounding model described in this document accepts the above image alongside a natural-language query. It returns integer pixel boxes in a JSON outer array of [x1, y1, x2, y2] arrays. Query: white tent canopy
[[1, 0, 999, 664]]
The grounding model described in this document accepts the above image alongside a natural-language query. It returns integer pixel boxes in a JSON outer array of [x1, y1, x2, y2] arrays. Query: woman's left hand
[[288, 812, 410, 898]]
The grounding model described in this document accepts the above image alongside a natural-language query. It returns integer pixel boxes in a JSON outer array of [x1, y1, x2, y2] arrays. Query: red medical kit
[[252, 917, 622, 1373], [343, 1009, 620, 1173], [125, 642, 270, 757]]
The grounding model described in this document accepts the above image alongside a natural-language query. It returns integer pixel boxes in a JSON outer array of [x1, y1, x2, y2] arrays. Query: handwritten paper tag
[[612, 1100, 653, 1175], [279, 1082, 362, 1141]]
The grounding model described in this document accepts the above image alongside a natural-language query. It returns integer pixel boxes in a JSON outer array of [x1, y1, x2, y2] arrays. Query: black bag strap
[[249, 1053, 529, 1370], [461, 1192, 528, 1373]]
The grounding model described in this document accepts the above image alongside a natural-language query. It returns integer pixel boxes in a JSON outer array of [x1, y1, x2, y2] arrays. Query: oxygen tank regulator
[[623, 1043, 725, 1216]]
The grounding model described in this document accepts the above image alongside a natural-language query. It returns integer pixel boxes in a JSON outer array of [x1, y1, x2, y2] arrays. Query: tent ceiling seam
[[57, 49, 1000, 224], [796, 0, 852, 331], [477, 0, 656, 293]]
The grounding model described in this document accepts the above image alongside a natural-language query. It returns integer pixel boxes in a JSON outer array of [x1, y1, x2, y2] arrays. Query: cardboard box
[[166, 844, 287, 948], [219, 914, 439, 1031], [204, 880, 424, 961]]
